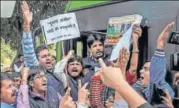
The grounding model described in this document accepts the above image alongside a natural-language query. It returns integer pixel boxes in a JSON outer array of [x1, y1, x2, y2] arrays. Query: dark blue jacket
[[45, 69, 65, 96], [29, 86, 60, 108]]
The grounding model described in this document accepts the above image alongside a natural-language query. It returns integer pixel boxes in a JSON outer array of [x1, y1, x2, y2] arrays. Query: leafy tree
[[1, 0, 68, 66]]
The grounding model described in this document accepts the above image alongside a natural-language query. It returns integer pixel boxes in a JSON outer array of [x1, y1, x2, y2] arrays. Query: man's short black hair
[[8, 72, 21, 81], [0, 73, 11, 88], [1, 73, 11, 81], [145, 60, 151, 64], [28, 66, 44, 82], [87, 34, 105, 48], [67, 56, 83, 67], [35, 44, 48, 58], [18, 54, 23, 58]]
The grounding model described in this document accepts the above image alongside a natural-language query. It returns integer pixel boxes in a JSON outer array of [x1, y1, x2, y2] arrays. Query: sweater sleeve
[[17, 84, 30, 108], [54, 58, 68, 88], [149, 48, 174, 102], [150, 49, 166, 84], [89, 75, 104, 108], [22, 31, 39, 67]]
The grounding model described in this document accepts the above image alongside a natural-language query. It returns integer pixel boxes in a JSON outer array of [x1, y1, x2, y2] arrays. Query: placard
[[40, 13, 80, 44], [106, 14, 142, 45]]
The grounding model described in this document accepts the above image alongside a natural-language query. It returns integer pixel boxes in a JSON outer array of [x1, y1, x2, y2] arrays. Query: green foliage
[[35, 34, 56, 57], [1, 1, 68, 66], [1, 39, 17, 66]]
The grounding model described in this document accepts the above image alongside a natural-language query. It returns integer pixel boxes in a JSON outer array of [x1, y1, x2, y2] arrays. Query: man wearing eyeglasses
[[17, 67, 61, 108]]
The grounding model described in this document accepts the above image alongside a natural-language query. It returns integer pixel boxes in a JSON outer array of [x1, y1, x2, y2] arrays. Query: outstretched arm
[[21, 1, 39, 67], [149, 22, 175, 102], [17, 67, 30, 108], [98, 58, 153, 108], [129, 25, 142, 73], [54, 50, 74, 89]]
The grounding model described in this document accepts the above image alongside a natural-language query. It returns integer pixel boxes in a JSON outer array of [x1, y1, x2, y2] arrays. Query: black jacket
[[29, 86, 60, 108]]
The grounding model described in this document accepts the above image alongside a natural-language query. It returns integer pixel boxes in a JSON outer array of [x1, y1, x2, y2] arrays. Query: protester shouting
[[21, 1, 65, 96]]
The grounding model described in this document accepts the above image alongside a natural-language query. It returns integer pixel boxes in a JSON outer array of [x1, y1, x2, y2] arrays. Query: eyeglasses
[[14, 79, 21, 82], [34, 74, 47, 79]]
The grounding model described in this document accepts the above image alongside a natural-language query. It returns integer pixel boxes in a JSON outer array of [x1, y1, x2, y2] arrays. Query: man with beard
[[66, 56, 88, 101], [83, 34, 115, 105], [1, 73, 17, 108], [52, 50, 91, 104], [21, 1, 65, 95]]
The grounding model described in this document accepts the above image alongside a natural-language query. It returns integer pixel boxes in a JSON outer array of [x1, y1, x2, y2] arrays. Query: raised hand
[[110, 48, 130, 76], [98, 58, 125, 89], [21, 67, 30, 84], [60, 88, 76, 108], [66, 50, 74, 59], [132, 24, 142, 40], [78, 80, 90, 104], [161, 90, 174, 108], [157, 22, 174, 49], [173, 72, 179, 85], [21, 1, 33, 26], [117, 48, 130, 72]]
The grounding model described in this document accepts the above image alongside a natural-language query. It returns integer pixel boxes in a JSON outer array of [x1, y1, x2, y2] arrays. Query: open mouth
[[46, 61, 52, 67], [72, 69, 78, 72], [12, 92, 17, 98], [96, 51, 103, 56], [42, 83, 47, 89], [70, 69, 80, 77], [140, 76, 144, 80], [42, 82, 47, 86]]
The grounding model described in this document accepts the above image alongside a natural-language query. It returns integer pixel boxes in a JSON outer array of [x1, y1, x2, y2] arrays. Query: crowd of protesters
[[1, 1, 179, 108]]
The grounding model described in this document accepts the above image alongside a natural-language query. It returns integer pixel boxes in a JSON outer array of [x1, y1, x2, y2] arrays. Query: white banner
[[1, 1, 16, 18], [40, 13, 80, 44]]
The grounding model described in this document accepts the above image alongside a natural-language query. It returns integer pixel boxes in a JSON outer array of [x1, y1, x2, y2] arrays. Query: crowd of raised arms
[[1, 1, 179, 108]]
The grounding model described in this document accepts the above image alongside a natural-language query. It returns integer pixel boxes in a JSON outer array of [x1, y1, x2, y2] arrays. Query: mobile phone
[[168, 31, 179, 45], [158, 89, 167, 100]]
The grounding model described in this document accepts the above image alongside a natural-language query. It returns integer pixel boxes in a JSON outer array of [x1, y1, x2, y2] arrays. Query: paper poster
[[108, 14, 143, 61], [40, 13, 80, 44], [106, 14, 143, 45]]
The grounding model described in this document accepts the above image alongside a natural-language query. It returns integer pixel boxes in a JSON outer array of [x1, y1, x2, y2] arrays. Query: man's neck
[[91, 54, 106, 62], [32, 88, 45, 98]]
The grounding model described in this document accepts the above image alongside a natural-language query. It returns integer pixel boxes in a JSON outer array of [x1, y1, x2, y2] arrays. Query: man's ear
[[65, 65, 68, 71], [88, 46, 92, 55], [29, 81, 34, 87]]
